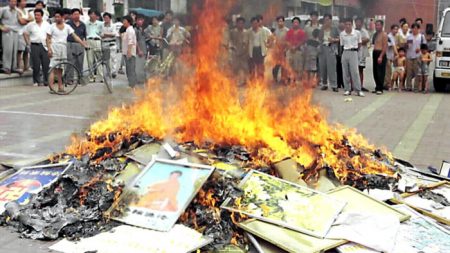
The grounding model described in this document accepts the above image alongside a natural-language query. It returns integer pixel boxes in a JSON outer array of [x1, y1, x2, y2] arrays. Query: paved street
[[0, 63, 449, 252]]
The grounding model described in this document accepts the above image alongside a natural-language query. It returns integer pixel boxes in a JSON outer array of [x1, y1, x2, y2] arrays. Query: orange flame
[[66, 0, 394, 182]]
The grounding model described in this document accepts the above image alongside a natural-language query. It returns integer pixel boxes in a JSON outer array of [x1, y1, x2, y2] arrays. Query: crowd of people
[[0, 0, 190, 90], [224, 12, 435, 95], [0, 0, 435, 94]]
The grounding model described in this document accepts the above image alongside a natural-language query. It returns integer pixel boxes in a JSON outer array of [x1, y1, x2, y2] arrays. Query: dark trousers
[[336, 55, 344, 88], [125, 55, 137, 87], [30, 43, 49, 84], [249, 47, 265, 79], [372, 50, 387, 92]]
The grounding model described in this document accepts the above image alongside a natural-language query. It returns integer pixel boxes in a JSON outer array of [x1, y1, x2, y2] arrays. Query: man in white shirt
[[101, 12, 118, 78], [0, 0, 21, 74], [355, 17, 370, 91], [86, 10, 104, 82], [405, 23, 425, 91], [248, 16, 271, 79], [385, 24, 399, 90], [121, 15, 137, 88], [340, 18, 363, 97], [23, 9, 50, 86], [46, 9, 87, 93]]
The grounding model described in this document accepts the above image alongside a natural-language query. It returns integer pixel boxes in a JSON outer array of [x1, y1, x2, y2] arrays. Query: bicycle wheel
[[145, 57, 161, 78], [48, 62, 81, 95], [101, 63, 113, 93]]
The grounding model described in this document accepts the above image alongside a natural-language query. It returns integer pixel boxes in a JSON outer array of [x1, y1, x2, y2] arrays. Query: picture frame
[[439, 160, 450, 178], [0, 162, 72, 214], [113, 158, 215, 232], [391, 181, 450, 225], [221, 170, 346, 238]]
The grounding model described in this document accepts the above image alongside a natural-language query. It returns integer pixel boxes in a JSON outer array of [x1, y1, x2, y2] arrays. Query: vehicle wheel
[[433, 73, 448, 92], [48, 62, 80, 95], [145, 58, 160, 78], [102, 63, 113, 94]]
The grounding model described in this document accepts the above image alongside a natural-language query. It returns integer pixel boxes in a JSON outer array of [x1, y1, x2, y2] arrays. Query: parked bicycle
[[48, 43, 112, 95], [145, 38, 175, 79]]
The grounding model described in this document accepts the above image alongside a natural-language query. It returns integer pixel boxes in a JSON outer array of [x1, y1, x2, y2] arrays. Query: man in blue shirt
[[86, 10, 103, 82]]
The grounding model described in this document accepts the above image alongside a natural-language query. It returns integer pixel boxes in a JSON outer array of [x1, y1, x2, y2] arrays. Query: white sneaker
[[344, 91, 351, 96], [358, 91, 365, 97], [33, 83, 39, 87]]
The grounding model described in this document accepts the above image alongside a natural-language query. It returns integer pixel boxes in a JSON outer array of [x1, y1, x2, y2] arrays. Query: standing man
[[86, 10, 103, 82], [385, 24, 399, 90], [101, 12, 117, 78], [121, 15, 137, 88], [248, 16, 270, 79], [17, 0, 33, 73], [319, 14, 340, 92], [229, 17, 249, 86], [47, 9, 87, 93], [336, 19, 345, 89], [161, 10, 173, 60], [340, 18, 363, 97], [355, 17, 370, 91], [23, 9, 50, 86], [285, 17, 307, 83], [405, 23, 425, 92], [273, 16, 289, 83], [274, 15, 289, 39], [304, 11, 321, 39], [372, 20, 388, 95], [0, 0, 21, 74], [66, 8, 87, 82], [134, 15, 147, 84]]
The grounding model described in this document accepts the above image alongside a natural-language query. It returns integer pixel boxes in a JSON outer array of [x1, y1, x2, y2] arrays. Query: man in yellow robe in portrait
[[134, 170, 182, 212]]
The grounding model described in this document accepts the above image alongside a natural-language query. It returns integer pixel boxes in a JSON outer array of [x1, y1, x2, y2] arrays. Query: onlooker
[[405, 23, 425, 91], [355, 17, 370, 91], [17, 0, 33, 73], [121, 15, 137, 87], [144, 16, 163, 58], [304, 11, 321, 39], [66, 8, 87, 81], [385, 24, 399, 90], [135, 14, 147, 84], [0, 0, 21, 74], [248, 16, 270, 79], [304, 29, 321, 86], [161, 10, 173, 38], [86, 10, 103, 82], [396, 22, 409, 49], [340, 18, 364, 97], [23, 8, 50, 86], [274, 15, 289, 40], [285, 17, 307, 82], [129, 11, 137, 27], [415, 18, 423, 33], [166, 18, 188, 56], [372, 20, 388, 95], [47, 9, 87, 93], [319, 14, 340, 92], [272, 16, 289, 83], [417, 44, 432, 93], [229, 17, 249, 85], [392, 47, 406, 91], [31, 1, 49, 21], [336, 19, 345, 89], [101, 12, 117, 78]]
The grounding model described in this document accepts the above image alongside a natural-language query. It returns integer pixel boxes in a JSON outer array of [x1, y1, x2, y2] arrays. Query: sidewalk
[[0, 70, 33, 88]]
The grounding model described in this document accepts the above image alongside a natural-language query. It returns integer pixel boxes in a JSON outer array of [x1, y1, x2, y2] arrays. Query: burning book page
[[0, 163, 71, 214], [113, 158, 214, 231], [221, 170, 346, 238], [49, 224, 212, 253]]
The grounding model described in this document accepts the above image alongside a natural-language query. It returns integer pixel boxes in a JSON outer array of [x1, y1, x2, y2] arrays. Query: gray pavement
[[1, 61, 450, 252]]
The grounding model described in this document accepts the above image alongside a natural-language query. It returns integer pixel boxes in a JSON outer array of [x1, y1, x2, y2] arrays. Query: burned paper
[[222, 170, 346, 238], [0, 163, 71, 214], [114, 158, 214, 231]]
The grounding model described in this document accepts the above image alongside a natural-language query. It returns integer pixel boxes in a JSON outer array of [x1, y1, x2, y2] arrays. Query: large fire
[[66, 0, 394, 184]]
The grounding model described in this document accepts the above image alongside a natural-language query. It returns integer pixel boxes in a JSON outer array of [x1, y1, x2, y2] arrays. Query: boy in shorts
[[392, 47, 406, 91], [417, 44, 432, 93], [304, 29, 321, 87]]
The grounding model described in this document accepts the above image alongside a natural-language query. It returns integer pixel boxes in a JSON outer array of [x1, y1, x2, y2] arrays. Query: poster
[[222, 170, 346, 238], [49, 224, 212, 253], [0, 163, 71, 213], [114, 158, 214, 231]]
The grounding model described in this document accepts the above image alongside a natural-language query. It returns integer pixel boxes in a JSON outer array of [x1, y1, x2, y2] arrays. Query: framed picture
[[0, 162, 72, 214], [222, 170, 346, 238], [439, 160, 450, 178], [392, 181, 450, 225], [114, 158, 215, 231]]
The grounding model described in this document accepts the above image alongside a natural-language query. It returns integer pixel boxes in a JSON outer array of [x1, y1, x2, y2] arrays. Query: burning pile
[[1, 0, 400, 250]]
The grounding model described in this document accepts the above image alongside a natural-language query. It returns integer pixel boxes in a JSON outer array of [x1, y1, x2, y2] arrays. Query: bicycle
[[48, 43, 113, 95], [145, 39, 176, 79]]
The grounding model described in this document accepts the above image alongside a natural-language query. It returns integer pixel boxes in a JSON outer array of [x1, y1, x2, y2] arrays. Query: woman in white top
[[17, 0, 33, 72]]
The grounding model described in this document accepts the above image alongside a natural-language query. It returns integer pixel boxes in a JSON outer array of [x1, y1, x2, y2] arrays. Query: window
[[442, 12, 450, 37]]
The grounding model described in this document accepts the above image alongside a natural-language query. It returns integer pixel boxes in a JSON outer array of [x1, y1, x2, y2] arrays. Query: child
[[304, 29, 321, 87], [417, 44, 432, 93], [392, 47, 407, 91]]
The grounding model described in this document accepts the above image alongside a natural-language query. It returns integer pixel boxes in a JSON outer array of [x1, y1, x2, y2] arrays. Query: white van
[[434, 8, 450, 92]]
